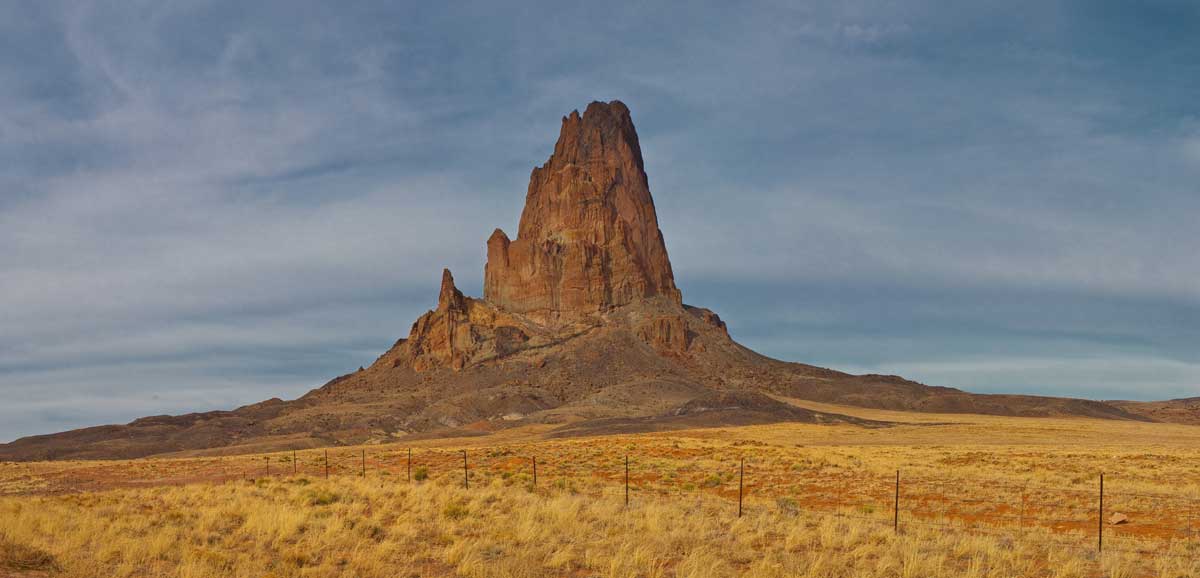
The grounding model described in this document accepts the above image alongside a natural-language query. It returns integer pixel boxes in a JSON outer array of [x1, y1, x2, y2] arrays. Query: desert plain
[[2, 399, 1198, 578]]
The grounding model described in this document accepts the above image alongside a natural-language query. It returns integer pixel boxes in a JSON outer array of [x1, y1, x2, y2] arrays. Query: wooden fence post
[[407, 448, 412, 483], [361, 450, 366, 478], [533, 456, 538, 487], [293, 449, 297, 475], [324, 449, 329, 479], [625, 455, 630, 507], [463, 450, 469, 489], [265, 456, 269, 478]]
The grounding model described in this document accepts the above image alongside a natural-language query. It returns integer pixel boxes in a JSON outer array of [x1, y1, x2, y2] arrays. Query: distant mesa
[[0, 100, 1180, 462]]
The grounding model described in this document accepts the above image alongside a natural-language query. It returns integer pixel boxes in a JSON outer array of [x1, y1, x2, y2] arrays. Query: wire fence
[[14, 445, 1200, 560], [275, 447, 1197, 557]]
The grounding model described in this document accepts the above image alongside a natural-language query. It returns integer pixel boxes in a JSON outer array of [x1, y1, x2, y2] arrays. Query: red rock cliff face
[[484, 100, 681, 321]]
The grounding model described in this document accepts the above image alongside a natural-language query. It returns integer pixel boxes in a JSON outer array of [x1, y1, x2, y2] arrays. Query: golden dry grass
[[1, 476, 1196, 578], [2, 404, 1199, 577]]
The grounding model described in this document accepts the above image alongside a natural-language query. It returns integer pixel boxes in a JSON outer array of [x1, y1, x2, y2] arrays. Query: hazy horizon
[[3, 1, 1199, 442]]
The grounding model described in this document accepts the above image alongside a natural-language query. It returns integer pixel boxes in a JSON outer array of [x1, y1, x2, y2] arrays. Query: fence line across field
[[87, 445, 1200, 558]]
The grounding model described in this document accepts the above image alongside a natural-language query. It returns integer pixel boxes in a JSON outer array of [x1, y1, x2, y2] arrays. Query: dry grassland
[[2, 402, 1199, 577]]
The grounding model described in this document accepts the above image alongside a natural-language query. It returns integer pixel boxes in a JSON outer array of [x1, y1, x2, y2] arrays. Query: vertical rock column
[[484, 100, 681, 321]]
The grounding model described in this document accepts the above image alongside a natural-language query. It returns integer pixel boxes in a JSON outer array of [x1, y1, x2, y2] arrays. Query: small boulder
[[1109, 512, 1129, 525]]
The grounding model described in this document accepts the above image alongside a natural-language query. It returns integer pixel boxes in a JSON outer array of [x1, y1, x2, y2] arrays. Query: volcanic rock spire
[[484, 100, 681, 321], [437, 268, 465, 312], [387, 102, 689, 373]]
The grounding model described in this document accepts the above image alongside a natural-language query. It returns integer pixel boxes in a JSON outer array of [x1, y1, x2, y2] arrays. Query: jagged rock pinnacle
[[437, 268, 465, 312], [396, 101, 687, 373], [484, 100, 681, 320]]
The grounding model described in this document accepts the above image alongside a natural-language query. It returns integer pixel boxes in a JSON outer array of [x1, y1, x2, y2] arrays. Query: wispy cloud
[[841, 356, 1200, 401], [1, 0, 1198, 441]]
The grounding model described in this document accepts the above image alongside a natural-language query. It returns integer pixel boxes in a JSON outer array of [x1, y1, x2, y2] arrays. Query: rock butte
[[0, 100, 1179, 462], [390, 100, 711, 372], [485, 101, 681, 320]]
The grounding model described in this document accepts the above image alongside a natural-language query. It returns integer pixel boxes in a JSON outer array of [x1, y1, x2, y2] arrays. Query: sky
[[2, 1, 1199, 442]]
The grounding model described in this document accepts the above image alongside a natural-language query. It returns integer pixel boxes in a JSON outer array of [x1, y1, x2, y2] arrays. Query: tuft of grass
[[776, 496, 799, 515], [413, 467, 429, 482], [302, 488, 339, 506], [442, 499, 469, 521], [0, 535, 59, 572]]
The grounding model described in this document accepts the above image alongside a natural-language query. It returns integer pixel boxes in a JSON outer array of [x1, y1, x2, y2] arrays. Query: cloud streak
[[1, 0, 1198, 441]]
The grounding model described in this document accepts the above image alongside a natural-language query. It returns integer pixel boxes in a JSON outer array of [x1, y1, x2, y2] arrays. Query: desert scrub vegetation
[[1, 476, 1197, 578], [0, 533, 58, 574], [4, 413, 1200, 576]]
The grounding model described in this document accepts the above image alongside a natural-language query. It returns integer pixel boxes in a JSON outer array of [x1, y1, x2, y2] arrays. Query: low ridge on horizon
[[0, 100, 1190, 461]]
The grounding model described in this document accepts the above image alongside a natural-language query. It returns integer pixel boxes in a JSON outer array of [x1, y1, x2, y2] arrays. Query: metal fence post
[[324, 449, 329, 479], [407, 448, 412, 483], [894, 470, 900, 533], [293, 449, 297, 475], [463, 450, 469, 489], [533, 456, 538, 487], [1098, 473, 1105, 553], [625, 455, 630, 507]]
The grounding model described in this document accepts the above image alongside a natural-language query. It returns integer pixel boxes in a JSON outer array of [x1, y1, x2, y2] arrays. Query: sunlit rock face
[[484, 100, 681, 323]]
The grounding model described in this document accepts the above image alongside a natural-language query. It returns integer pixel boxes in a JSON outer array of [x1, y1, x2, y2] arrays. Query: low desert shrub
[[303, 488, 339, 506], [0, 535, 58, 572], [776, 496, 799, 515], [442, 499, 469, 520]]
